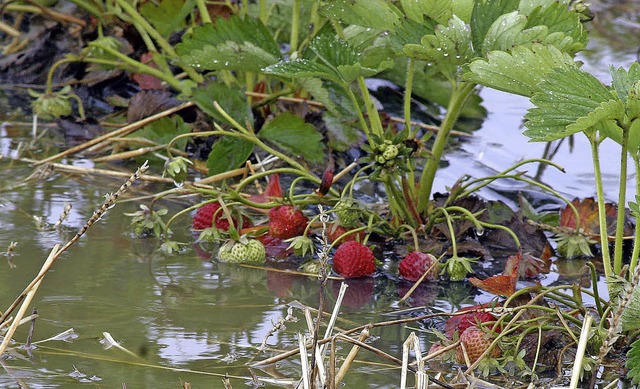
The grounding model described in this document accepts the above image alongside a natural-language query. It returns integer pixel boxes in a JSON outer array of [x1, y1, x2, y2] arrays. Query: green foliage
[[207, 137, 255, 176], [524, 67, 619, 142], [139, 0, 192, 37], [176, 15, 281, 72], [258, 113, 325, 163], [465, 44, 576, 97], [190, 82, 252, 125], [400, 0, 474, 24], [135, 116, 191, 149], [626, 337, 640, 385], [622, 285, 640, 332], [319, 0, 401, 30]]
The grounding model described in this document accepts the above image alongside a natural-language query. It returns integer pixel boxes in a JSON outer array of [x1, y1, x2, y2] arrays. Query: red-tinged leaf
[[469, 274, 518, 297], [504, 251, 550, 279], [132, 52, 164, 90], [560, 197, 617, 236], [251, 174, 283, 203]]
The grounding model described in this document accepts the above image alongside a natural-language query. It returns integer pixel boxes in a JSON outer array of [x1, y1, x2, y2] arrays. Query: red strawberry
[[398, 252, 439, 282], [192, 202, 251, 231], [327, 223, 365, 244], [268, 205, 308, 239], [455, 326, 501, 364], [332, 241, 376, 278], [258, 233, 293, 259], [445, 304, 497, 338]]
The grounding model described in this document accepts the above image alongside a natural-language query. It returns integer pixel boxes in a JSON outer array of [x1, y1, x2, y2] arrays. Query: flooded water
[[1, 5, 639, 388]]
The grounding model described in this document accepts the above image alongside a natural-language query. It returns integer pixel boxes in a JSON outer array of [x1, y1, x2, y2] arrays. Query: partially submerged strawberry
[[327, 223, 365, 244], [445, 305, 497, 338], [398, 252, 439, 282], [455, 326, 501, 364], [217, 237, 266, 264], [332, 241, 376, 278], [193, 202, 251, 231], [268, 205, 308, 239]]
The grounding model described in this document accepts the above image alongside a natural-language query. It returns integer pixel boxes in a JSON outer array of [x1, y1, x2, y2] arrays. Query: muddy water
[[1, 9, 639, 389]]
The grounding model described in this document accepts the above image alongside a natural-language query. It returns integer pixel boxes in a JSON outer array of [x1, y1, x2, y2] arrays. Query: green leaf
[[522, 0, 587, 54], [403, 15, 474, 78], [622, 285, 640, 331], [176, 15, 281, 72], [524, 67, 619, 142], [626, 337, 640, 385], [206, 137, 255, 175], [471, 0, 519, 56], [135, 116, 190, 149], [611, 62, 640, 104], [401, 0, 474, 24], [482, 11, 547, 54], [465, 44, 577, 97], [190, 83, 252, 125], [140, 0, 192, 37], [319, 0, 400, 30], [263, 59, 341, 82], [565, 100, 623, 134], [258, 113, 325, 163], [388, 17, 437, 52]]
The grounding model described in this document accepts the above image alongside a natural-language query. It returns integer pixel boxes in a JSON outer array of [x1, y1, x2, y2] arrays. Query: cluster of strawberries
[[192, 198, 444, 283]]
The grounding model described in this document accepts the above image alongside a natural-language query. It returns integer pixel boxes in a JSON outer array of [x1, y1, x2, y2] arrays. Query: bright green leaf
[[622, 285, 640, 331], [388, 17, 437, 52], [524, 67, 618, 142], [135, 116, 190, 149], [258, 113, 325, 163], [319, 0, 401, 30], [176, 16, 281, 72], [626, 337, 640, 385], [471, 0, 519, 56], [482, 11, 547, 53], [401, 0, 452, 24], [522, 0, 587, 54], [263, 59, 342, 83], [206, 137, 255, 176], [465, 44, 577, 97], [611, 63, 640, 104]]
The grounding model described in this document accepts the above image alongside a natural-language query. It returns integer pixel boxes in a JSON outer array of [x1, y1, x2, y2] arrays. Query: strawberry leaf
[[465, 44, 576, 97], [176, 15, 281, 72], [622, 285, 640, 332], [140, 0, 191, 37], [626, 337, 640, 385], [524, 67, 619, 142], [400, 0, 474, 24], [521, 0, 587, 54], [470, 0, 519, 56], [258, 113, 325, 163], [481, 11, 547, 54], [206, 137, 255, 176], [319, 0, 401, 30], [191, 83, 252, 125]]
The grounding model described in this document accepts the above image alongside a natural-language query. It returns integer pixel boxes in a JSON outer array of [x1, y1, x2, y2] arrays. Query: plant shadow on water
[[1, 0, 640, 388]]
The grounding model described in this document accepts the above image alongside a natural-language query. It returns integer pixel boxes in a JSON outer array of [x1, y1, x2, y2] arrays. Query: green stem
[[586, 261, 604, 318], [417, 82, 476, 214], [613, 122, 630, 275], [588, 133, 612, 281], [345, 87, 374, 147], [114, 0, 203, 83], [629, 155, 640, 275], [290, 0, 300, 54], [434, 208, 458, 256], [195, 0, 212, 24], [357, 76, 384, 138], [404, 58, 415, 134], [384, 175, 412, 224], [45, 58, 75, 93], [259, 0, 268, 23]]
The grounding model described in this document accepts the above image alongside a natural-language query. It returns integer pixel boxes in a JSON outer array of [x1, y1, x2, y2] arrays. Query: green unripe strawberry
[[217, 238, 266, 264], [382, 144, 398, 160], [443, 255, 477, 281]]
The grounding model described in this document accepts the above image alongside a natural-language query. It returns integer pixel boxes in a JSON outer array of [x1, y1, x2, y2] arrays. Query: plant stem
[[290, 0, 300, 54], [195, 0, 212, 24], [357, 76, 384, 137], [259, 0, 268, 23], [588, 133, 612, 281], [417, 82, 476, 214], [404, 58, 415, 134], [613, 122, 630, 275], [345, 88, 374, 147]]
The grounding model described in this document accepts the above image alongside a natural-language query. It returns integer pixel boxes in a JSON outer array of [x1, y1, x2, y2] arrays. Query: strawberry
[[331, 278, 374, 309], [258, 233, 292, 259], [217, 238, 266, 264], [334, 199, 362, 228], [455, 326, 501, 364], [445, 306, 497, 338], [268, 205, 308, 239], [398, 252, 439, 282], [327, 223, 365, 244], [192, 202, 251, 231], [332, 241, 376, 278]]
